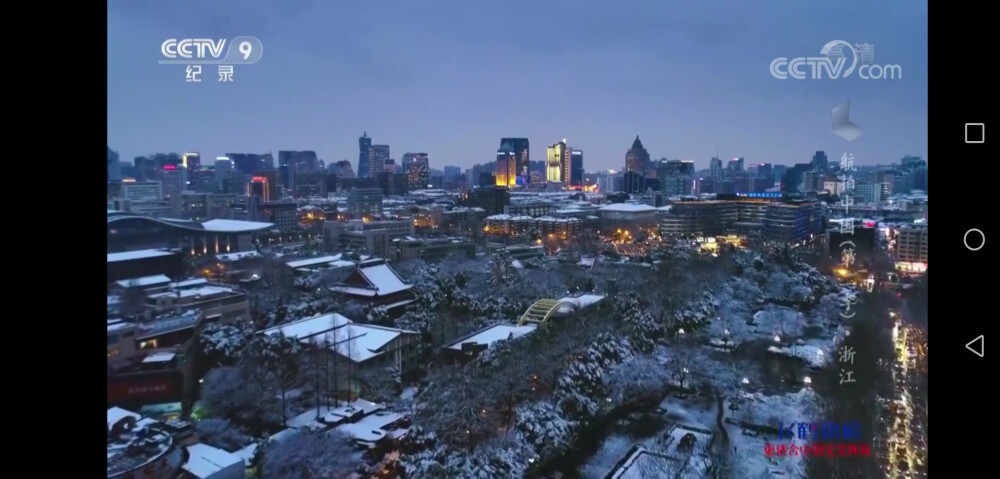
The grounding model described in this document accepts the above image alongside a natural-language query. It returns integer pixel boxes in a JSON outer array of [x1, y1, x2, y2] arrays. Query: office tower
[[383, 159, 397, 174], [443, 166, 461, 178], [498, 138, 529, 185], [107, 147, 121, 181], [811, 151, 828, 171], [710, 157, 723, 182], [331, 160, 355, 179], [371, 145, 390, 177], [402, 153, 430, 189], [727, 157, 745, 177], [624, 136, 650, 173], [226, 153, 271, 175], [570, 150, 584, 187], [546, 140, 570, 184], [358, 132, 372, 178], [496, 147, 517, 187], [248, 175, 271, 202], [182, 152, 202, 172], [347, 187, 385, 216]]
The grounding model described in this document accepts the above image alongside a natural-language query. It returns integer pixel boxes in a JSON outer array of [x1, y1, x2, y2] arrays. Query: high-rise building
[[347, 187, 385, 216], [894, 224, 928, 268], [727, 157, 745, 177], [107, 147, 121, 181], [182, 152, 202, 172], [227, 153, 271, 175], [497, 138, 529, 186], [546, 140, 570, 184], [570, 150, 584, 187], [372, 145, 390, 176], [358, 132, 373, 178], [709, 157, 723, 182], [495, 150, 516, 187], [402, 153, 430, 189], [625, 136, 650, 173], [811, 151, 828, 171], [248, 176, 271, 202]]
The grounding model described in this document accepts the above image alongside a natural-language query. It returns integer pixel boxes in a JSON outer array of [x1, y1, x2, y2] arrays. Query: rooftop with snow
[[445, 323, 537, 351], [261, 313, 418, 363], [328, 258, 413, 298], [598, 203, 657, 213], [107, 407, 176, 478], [107, 249, 179, 263], [182, 443, 244, 479]]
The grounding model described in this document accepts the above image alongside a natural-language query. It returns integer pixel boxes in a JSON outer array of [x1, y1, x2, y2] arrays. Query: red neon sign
[[162, 165, 176, 170], [864, 221, 876, 228], [251, 176, 267, 182]]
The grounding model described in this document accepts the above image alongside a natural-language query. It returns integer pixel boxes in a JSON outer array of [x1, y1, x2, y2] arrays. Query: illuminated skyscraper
[[497, 138, 529, 186], [402, 152, 430, 189], [546, 140, 570, 185]]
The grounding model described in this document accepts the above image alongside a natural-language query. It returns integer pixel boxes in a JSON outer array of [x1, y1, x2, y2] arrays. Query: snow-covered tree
[[260, 430, 361, 479], [513, 401, 577, 460], [605, 355, 670, 407], [198, 366, 280, 432], [194, 418, 250, 452], [199, 322, 252, 366]]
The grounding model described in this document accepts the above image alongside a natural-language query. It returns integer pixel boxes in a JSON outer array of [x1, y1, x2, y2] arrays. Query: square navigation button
[[966, 123, 985, 144]]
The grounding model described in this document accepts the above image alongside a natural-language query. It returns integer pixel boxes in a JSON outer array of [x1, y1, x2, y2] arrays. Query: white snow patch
[[767, 345, 828, 368]]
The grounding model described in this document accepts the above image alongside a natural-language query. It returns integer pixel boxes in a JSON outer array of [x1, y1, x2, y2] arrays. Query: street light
[[741, 377, 749, 385], [773, 335, 781, 343], [803, 376, 812, 385]]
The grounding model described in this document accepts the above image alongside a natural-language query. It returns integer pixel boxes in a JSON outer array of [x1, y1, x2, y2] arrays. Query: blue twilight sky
[[108, 0, 928, 172]]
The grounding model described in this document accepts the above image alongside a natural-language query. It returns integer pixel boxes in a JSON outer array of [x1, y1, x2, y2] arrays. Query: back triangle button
[[966, 335, 985, 358]]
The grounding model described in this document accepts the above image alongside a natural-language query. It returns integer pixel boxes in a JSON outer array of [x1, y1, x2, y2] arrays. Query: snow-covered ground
[[767, 344, 828, 369], [581, 388, 820, 479], [723, 388, 819, 478]]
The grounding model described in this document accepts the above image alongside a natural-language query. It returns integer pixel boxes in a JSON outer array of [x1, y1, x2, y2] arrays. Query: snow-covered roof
[[142, 352, 176, 363], [285, 255, 354, 269], [107, 406, 141, 428], [148, 285, 236, 300], [216, 251, 261, 262], [557, 294, 606, 311], [446, 323, 537, 350], [357, 261, 411, 295], [320, 324, 407, 363], [262, 313, 353, 339], [170, 278, 209, 289], [115, 274, 172, 288], [107, 249, 176, 263], [200, 219, 274, 232], [599, 203, 656, 213], [182, 444, 243, 479], [262, 314, 418, 363]]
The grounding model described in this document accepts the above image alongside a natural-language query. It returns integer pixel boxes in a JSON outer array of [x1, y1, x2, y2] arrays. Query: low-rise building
[[107, 407, 185, 479], [484, 214, 583, 238], [394, 236, 475, 261], [443, 323, 537, 364], [598, 203, 658, 222], [328, 259, 415, 311], [323, 218, 415, 257], [180, 444, 246, 479], [262, 313, 422, 391]]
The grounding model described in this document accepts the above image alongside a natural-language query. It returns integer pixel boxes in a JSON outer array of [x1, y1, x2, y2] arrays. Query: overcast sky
[[108, 0, 927, 171]]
